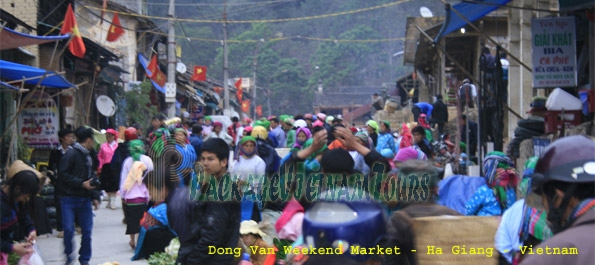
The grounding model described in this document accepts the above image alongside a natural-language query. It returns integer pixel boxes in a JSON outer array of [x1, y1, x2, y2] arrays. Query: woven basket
[[412, 216, 500, 265]]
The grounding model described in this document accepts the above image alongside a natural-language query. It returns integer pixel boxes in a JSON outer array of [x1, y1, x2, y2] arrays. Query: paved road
[[36, 199, 149, 265]]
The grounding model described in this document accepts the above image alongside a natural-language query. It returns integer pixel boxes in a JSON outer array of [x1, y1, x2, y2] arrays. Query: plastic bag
[[18, 244, 45, 265]]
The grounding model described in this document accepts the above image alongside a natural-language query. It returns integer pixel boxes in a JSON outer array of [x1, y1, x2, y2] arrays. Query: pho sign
[[532, 17, 577, 88]]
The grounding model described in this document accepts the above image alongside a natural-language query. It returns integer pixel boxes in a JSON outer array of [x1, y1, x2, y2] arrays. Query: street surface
[[36, 199, 149, 265]]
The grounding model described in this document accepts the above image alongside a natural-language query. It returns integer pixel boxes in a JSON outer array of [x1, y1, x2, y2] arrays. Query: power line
[[82, 0, 413, 24], [115, 0, 296, 7]]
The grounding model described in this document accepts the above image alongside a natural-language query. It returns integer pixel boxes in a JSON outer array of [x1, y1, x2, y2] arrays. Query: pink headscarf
[[418, 114, 430, 129], [400, 123, 413, 149], [394, 147, 426, 162]]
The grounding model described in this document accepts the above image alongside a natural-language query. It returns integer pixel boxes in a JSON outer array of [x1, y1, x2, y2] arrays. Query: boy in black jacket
[[58, 127, 101, 265]]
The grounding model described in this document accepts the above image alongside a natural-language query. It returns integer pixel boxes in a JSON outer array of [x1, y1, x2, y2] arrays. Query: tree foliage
[[148, 0, 449, 116], [115, 80, 159, 127]]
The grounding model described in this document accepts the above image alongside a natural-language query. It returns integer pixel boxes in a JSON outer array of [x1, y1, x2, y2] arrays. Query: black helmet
[[526, 135, 595, 233], [532, 135, 595, 188]]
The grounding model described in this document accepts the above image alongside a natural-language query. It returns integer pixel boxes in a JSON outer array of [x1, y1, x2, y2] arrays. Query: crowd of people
[[1, 109, 594, 265]]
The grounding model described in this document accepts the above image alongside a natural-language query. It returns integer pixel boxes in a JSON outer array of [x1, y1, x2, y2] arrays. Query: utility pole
[[252, 39, 264, 120], [166, 0, 177, 118], [222, 0, 230, 115], [252, 44, 259, 120]]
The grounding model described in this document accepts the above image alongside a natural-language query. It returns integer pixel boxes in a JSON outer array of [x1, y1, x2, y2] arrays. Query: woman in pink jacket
[[120, 139, 153, 249], [98, 128, 119, 209]]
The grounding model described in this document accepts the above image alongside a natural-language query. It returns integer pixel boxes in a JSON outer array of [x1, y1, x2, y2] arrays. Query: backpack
[[256, 139, 281, 176], [459, 83, 474, 109]]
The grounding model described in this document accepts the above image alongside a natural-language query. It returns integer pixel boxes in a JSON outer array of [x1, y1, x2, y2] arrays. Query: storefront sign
[[532, 17, 577, 88], [18, 91, 60, 148]]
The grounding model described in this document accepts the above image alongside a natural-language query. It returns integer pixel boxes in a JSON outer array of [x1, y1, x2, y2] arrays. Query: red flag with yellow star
[[192, 66, 207, 81], [60, 3, 86, 58], [241, 100, 250, 113], [151, 69, 167, 87], [106, 12, 124, 42], [235, 78, 243, 101], [146, 55, 158, 78], [256, 105, 262, 117]]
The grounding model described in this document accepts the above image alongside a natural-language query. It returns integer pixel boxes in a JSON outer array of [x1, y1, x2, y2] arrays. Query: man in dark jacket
[[431, 94, 449, 136], [189, 124, 203, 158], [48, 128, 75, 237], [459, 114, 478, 157], [58, 127, 101, 265], [172, 138, 240, 265]]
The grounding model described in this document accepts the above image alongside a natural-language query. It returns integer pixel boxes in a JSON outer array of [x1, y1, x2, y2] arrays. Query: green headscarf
[[129, 139, 145, 161], [366, 120, 379, 134], [254, 119, 271, 130], [239, 135, 257, 145], [204, 116, 212, 121]]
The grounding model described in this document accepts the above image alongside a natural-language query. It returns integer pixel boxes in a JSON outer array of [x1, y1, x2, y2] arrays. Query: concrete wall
[[75, 0, 139, 82], [507, 0, 559, 143], [1, 0, 39, 66]]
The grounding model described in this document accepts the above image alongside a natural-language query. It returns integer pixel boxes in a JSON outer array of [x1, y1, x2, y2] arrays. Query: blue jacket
[[189, 134, 203, 158], [375, 132, 397, 156], [414, 102, 434, 118], [465, 184, 516, 216]]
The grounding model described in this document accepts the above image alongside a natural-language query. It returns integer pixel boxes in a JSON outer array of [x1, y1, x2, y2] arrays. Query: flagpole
[[166, 0, 177, 118], [223, 0, 230, 115]]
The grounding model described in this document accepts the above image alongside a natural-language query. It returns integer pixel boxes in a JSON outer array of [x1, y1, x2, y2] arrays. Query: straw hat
[[240, 220, 267, 237], [7, 160, 43, 179]]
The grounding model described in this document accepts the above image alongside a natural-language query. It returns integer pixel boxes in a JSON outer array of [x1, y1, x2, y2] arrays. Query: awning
[[179, 84, 206, 105], [559, 0, 594, 12], [0, 60, 76, 89], [138, 53, 165, 93], [434, 0, 511, 43], [0, 26, 70, 50], [0, 81, 19, 90]]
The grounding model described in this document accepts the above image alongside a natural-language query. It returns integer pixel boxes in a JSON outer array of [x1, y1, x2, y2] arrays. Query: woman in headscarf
[[120, 140, 154, 249], [291, 127, 311, 152], [365, 120, 379, 148], [465, 151, 519, 216], [494, 157, 552, 265], [231, 136, 266, 211], [205, 121, 234, 147], [1, 161, 40, 263], [174, 128, 197, 187], [399, 123, 413, 149], [393, 147, 427, 169], [98, 128, 119, 209], [375, 121, 397, 157], [201, 116, 213, 137], [352, 132, 372, 174]]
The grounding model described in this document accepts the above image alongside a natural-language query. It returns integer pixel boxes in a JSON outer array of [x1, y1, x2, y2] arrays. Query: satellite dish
[[420, 7, 433, 18], [96, 95, 116, 117], [176, 62, 187, 74]]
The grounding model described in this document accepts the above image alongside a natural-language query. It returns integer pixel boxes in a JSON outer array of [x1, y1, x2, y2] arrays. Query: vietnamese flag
[[146, 55, 158, 78], [151, 69, 167, 88], [106, 12, 125, 42], [256, 105, 262, 117], [60, 3, 86, 58], [192, 66, 207, 81], [235, 78, 242, 102], [241, 100, 250, 113]]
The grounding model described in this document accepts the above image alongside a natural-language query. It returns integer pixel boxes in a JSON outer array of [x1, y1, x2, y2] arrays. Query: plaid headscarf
[[483, 151, 519, 211]]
